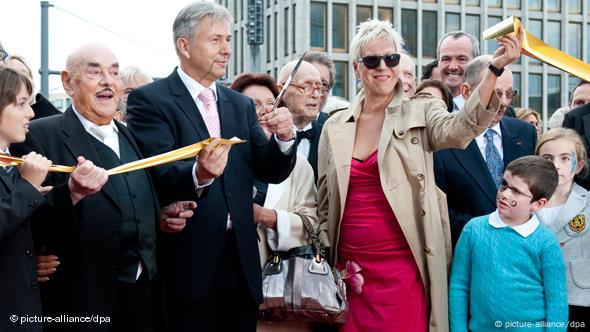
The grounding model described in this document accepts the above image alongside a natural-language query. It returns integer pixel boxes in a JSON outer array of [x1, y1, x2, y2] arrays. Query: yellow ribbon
[[0, 137, 245, 175], [483, 16, 590, 82]]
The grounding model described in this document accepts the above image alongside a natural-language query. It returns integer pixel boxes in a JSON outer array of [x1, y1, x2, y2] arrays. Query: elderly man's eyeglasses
[[495, 89, 518, 99], [0, 50, 8, 61], [358, 54, 401, 70], [498, 181, 532, 199], [289, 82, 326, 96]]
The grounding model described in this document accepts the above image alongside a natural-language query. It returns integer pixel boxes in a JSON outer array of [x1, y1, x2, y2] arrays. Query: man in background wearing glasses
[[434, 54, 538, 247]]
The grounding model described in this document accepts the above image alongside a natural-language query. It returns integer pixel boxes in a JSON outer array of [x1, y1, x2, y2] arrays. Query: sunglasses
[[358, 54, 401, 70]]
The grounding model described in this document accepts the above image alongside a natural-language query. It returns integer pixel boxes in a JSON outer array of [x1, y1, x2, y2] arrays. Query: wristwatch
[[488, 62, 505, 77]]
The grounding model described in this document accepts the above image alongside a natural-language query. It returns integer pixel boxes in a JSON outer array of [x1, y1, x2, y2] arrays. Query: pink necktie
[[197, 88, 220, 138]]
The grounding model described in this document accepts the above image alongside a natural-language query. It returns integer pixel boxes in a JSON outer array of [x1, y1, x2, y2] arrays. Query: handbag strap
[[298, 214, 324, 260]]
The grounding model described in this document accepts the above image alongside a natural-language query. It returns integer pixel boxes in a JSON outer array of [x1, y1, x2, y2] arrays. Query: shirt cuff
[[266, 209, 291, 251], [192, 162, 214, 191], [274, 134, 295, 154]]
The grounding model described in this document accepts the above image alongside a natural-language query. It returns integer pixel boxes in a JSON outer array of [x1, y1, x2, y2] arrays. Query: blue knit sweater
[[449, 214, 568, 332]]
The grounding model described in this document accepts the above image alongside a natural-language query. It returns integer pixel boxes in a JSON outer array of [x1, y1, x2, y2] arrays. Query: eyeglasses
[[498, 182, 532, 199], [289, 82, 326, 96], [85, 66, 120, 81], [0, 50, 8, 61], [357, 54, 401, 70], [495, 89, 518, 99]]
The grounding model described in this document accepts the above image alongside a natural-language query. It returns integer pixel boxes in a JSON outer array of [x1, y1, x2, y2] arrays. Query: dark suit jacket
[[11, 108, 161, 331], [307, 111, 328, 181], [433, 117, 537, 246], [562, 102, 590, 189], [32, 93, 62, 119], [0, 172, 45, 332], [126, 69, 296, 305]]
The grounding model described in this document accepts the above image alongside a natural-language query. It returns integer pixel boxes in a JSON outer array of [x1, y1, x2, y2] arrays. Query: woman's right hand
[[19, 152, 52, 190]]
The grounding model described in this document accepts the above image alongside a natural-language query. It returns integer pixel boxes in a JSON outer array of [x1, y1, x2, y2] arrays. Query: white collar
[[177, 66, 218, 102], [72, 105, 119, 134], [478, 122, 502, 139], [488, 210, 540, 237], [294, 122, 313, 132], [1, 148, 9, 155]]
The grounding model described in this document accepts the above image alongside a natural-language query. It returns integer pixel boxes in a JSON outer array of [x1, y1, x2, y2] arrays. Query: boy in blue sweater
[[449, 155, 568, 331]]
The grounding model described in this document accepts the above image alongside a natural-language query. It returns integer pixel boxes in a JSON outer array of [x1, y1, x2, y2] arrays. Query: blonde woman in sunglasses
[[317, 19, 523, 332]]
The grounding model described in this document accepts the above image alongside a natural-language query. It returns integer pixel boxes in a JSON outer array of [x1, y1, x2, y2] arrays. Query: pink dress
[[338, 150, 427, 332]]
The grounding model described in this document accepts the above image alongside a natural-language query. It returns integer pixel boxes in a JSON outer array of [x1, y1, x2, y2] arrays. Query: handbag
[[259, 214, 349, 324]]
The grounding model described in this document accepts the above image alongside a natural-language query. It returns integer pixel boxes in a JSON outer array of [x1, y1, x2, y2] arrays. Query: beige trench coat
[[317, 82, 500, 332]]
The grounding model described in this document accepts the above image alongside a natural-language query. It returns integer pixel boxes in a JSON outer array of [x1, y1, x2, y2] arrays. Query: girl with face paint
[[535, 128, 590, 329]]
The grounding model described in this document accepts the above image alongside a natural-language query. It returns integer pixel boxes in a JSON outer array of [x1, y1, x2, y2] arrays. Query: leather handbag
[[259, 214, 349, 323]]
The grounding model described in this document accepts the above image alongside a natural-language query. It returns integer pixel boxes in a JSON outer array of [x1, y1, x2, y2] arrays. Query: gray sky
[[1, 0, 206, 93]]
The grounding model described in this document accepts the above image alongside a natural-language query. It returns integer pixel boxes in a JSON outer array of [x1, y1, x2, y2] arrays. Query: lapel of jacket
[[168, 69, 210, 141], [451, 140, 498, 205], [61, 108, 121, 212], [307, 122, 322, 176], [543, 184, 588, 234], [0, 171, 13, 191], [216, 85, 236, 140], [582, 113, 590, 149], [264, 177, 290, 209], [500, 119, 524, 167]]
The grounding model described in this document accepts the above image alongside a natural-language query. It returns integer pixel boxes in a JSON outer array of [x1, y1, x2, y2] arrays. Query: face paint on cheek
[[509, 200, 517, 207], [571, 152, 577, 175]]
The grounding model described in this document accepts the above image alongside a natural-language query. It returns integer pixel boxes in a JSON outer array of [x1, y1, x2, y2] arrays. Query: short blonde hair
[[515, 107, 541, 124], [536, 128, 588, 177], [350, 19, 404, 62]]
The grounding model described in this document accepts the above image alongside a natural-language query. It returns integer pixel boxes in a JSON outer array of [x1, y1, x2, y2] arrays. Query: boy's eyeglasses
[[358, 54, 401, 70], [498, 183, 533, 199]]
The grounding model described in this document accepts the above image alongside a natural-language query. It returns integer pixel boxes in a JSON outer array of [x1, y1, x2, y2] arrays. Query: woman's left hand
[[491, 26, 524, 69]]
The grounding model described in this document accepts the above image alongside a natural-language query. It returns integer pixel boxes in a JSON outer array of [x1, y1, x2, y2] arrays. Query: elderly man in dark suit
[[126, 2, 296, 332], [434, 55, 537, 246], [12, 43, 195, 332]]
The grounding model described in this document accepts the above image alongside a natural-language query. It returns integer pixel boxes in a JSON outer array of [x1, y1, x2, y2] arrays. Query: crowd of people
[[0, 1, 589, 332]]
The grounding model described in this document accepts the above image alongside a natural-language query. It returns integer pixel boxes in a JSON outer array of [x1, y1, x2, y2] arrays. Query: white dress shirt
[[475, 123, 504, 162], [295, 122, 313, 159], [452, 95, 465, 113], [488, 210, 540, 237]]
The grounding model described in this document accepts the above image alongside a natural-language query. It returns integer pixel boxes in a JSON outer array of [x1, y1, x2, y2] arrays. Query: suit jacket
[[562, 102, 590, 189], [306, 111, 328, 181], [125, 69, 296, 304], [433, 116, 537, 246], [11, 108, 161, 331], [318, 82, 501, 332], [32, 93, 61, 119], [536, 183, 590, 307], [0, 171, 45, 332]]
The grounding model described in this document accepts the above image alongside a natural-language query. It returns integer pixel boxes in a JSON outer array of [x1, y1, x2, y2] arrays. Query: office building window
[[547, 21, 561, 49], [569, 75, 579, 100], [233, 30, 238, 75], [284, 8, 289, 56], [569, 0, 581, 13], [446, 0, 460, 4], [487, 16, 502, 53], [512, 72, 522, 108], [528, 19, 542, 65], [266, 15, 271, 62], [378, 7, 394, 24], [548, 75, 562, 116], [240, 27, 244, 73], [333, 4, 348, 52], [234, 0, 238, 23], [357, 6, 373, 24], [274, 12, 278, 60], [465, 15, 480, 45], [445, 13, 460, 33], [587, 24, 590, 62], [569, 23, 581, 59], [466, 0, 481, 5], [401, 9, 417, 56], [547, 0, 560, 11], [529, 74, 543, 114], [422, 11, 437, 58], [487, 0, 502, 6], [529, 0, 542, 10], [333, 61, 349, 98], [311, 2, 327, 50], [508, 0, 521, 8]]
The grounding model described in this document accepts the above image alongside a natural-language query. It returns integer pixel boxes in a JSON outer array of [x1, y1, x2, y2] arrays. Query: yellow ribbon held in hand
[[483, 16, 590, 82], [0, 137, 245, 175]]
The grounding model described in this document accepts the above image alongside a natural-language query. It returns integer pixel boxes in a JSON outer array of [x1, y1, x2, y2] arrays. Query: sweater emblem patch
[[569, 214, 585, 233]]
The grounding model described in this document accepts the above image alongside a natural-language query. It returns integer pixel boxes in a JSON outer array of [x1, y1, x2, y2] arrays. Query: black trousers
[[112, 273, 155, 332], [568, 305, 590, 331], [169, 230, 258, 332]]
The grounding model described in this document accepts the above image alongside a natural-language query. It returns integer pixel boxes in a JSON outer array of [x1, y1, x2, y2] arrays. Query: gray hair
[[463, 55, 492, 87], [121, 66, 153, 86], [350, 19, 404, 62], [173, 1, 233, 56], [303, 51, 336, 88], [436, 31, 480, 61]]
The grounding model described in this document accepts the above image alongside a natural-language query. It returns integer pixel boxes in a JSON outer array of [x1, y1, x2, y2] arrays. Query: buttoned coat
[[317, 82, 500, 332]]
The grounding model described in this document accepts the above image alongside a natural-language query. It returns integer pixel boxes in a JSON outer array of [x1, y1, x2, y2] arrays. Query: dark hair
[[415, 79, 453, 111], [505, 155, 558, 202], [421, 60, 438, 81], [0, 67, 33, 113], [230, 72, 280, 98], [570, 80, 590, 104]]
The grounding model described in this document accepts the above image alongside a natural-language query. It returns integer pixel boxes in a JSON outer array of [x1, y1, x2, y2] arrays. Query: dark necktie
[[485, 129, 503, 189], [296, 129, 315, 144], [1, 165, 17, 183]]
